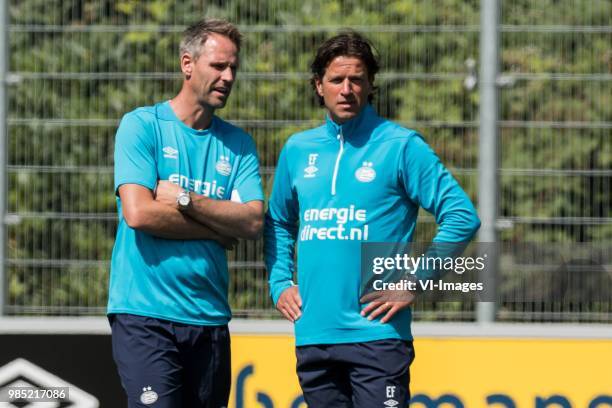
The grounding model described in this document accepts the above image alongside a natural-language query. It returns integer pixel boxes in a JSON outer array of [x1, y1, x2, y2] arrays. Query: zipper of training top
[[331, 130, 344, 195]]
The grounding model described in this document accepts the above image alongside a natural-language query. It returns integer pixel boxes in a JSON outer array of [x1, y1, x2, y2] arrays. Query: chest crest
[[215, 155, 232, 176], [355, 161, 376, 183]]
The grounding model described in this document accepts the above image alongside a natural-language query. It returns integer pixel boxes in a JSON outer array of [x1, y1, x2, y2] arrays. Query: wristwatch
[[176, 190, 192, 211]]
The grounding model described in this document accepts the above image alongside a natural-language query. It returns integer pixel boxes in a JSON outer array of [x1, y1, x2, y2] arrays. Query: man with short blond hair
[[108, 18, 263, 407]]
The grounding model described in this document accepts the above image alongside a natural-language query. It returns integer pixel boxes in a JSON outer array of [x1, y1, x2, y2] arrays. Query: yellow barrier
[[229, 335, 612, 408]]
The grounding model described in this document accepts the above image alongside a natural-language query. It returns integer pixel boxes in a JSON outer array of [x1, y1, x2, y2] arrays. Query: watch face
[[178, 195, 190, 206]]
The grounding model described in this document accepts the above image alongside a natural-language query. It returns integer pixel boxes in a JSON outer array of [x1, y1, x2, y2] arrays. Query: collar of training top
[[324, 104, 381, 142]]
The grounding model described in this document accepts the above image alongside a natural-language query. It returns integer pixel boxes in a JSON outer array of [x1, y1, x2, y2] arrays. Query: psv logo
[[215, 155, 232, 176], [140, 386, 158, 405], [355, 161, 376, 182]]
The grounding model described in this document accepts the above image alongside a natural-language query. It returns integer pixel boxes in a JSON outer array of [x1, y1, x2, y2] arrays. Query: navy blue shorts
[[109, 313, 231, 408], [296, 339, 415, 408]]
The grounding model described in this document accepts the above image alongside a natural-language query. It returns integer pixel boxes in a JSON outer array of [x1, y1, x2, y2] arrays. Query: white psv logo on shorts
[[304, 153, 319, 178], [140, 386, 158, 405], [355, 161, 376, 182], [216, 155, 232, 176], [163, 146, 178, 159]]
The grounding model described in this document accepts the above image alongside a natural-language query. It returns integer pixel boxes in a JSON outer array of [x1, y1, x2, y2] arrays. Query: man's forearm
[[119, 184, 227, 241], [127, 199, 224, 240], [264, 214, 299, 305], [185, 193, 263, 240]]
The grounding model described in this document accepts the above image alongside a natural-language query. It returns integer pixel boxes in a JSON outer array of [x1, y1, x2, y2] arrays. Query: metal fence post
[[0, 0, 8, 315], [0, 0, 8, 316], [477, 0, 500, 323], [0, 0, 9, 316]]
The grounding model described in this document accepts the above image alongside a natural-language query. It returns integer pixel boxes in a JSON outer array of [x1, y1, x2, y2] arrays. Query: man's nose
[[340, 79, 352, 95], [221, 67, 235, 83]]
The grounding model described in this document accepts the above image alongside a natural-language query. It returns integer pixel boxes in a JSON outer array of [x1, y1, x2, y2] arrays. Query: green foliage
[[6, 0, 610, 319]]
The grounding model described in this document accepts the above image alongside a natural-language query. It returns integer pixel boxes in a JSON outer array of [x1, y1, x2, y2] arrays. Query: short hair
[[180, 18, 242, 59], [310, 31, 380, 105]]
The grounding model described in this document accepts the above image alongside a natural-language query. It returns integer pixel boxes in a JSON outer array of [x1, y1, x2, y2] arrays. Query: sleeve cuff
[[271, 281, 294, 305]]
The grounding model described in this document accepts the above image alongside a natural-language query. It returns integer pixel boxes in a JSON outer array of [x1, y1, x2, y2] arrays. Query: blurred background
[[0, 1, 611, 407], [2, 0, 609, 323]]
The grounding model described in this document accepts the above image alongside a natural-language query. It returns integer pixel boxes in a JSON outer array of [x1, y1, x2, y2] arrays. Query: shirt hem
[[107, 308, 230, 326], [295, 330, 413, 347], [114, 179, 156, 195]]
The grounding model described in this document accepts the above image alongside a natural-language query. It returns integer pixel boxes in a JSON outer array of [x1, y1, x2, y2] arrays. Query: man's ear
[[314, 76, 324, 97], [180, 53, 194, 79]]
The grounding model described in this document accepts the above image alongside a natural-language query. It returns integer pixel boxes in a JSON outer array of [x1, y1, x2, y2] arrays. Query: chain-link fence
[[3, 0, 610, 321]]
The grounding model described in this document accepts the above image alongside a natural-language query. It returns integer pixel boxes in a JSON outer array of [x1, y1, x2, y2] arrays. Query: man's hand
[[216, 234, 238, 250], [154, 180, 183, 208], [359, 290, 416, 324], [276, 286, 302, 322]]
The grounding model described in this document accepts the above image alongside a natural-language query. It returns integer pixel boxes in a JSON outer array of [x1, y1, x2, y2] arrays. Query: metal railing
[[1, 0, 610, 322]]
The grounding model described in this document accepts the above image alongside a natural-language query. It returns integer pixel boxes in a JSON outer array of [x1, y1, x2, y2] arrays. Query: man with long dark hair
[[265, 31, 480, 407]]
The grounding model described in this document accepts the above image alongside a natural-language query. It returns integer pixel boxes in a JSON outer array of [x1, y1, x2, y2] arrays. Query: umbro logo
[[163, 146, 178, 159], [304, 153, 319, 178]]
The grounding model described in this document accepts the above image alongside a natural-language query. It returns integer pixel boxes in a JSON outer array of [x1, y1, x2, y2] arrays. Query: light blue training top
[[108, 101, 263, 325], [265, 104, 480, 346]]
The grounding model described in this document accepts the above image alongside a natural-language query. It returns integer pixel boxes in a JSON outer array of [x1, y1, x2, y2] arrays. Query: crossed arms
[[119, 181, 263, 247]]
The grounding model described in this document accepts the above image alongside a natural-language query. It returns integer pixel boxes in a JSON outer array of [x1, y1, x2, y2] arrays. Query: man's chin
[[207, 98, 228, 109], [335, 111, 359, 122]]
